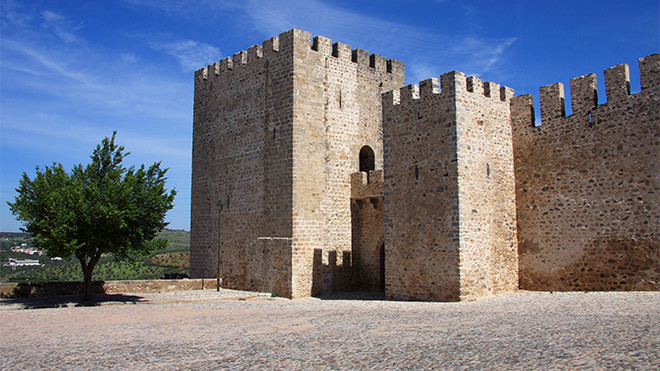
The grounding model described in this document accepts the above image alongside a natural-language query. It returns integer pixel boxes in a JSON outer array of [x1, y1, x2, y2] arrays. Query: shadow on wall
[[311, 249, 358, 296], [310, 246, 389, 298], [520, 237, 658, 291], [308, 246, 389, 301]]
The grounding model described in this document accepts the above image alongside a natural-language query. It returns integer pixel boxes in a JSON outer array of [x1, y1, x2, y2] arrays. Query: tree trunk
[[82, 267, 93, 301], [78, 253, 100, 302], [80, 260, 92, 301]]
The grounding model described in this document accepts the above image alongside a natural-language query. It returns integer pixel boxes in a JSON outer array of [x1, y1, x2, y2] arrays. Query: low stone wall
[[0, 279, 220, 298]]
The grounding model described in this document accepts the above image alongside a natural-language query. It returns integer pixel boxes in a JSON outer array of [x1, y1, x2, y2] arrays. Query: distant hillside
[[0, 229, 191, 283], [153, 229, 190, 251], [0, 232, 33, 249]]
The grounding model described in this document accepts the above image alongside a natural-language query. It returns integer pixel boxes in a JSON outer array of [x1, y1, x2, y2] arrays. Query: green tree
[[8, 132, 176, 300]]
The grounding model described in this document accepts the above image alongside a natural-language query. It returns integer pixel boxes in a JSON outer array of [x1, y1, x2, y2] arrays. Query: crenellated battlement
[[195, 29, 404, 83], [351, 170, 384, 199], [310, 34, 403, 73], [383, 71, 514, 107], [194, 38, 278, 82], [639, 53, 660, 91], [193, 29, 659, 300], [510, 94, 535, 127], [511, 53, 658, 293], [193, 33, 285, 82], [512, 53, 659, 128]]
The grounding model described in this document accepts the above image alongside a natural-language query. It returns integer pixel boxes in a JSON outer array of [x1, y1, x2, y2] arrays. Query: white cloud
[[119, 52, 138, 64], [122, 0, 240, 16], [150, 39, 221, 72], [3, 39, 90, 84], [3, 39, 189, 124], [404, 36, 518, 83], [40, 10, 85, 44], [119, 0, 518, 81], [232, 0, 517, 83], [0, 0, 32, 28], [1, 4, 193, 182]]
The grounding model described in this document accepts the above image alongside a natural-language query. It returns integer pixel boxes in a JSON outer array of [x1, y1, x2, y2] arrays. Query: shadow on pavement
[[0, 293, 146, 310], [315, 291, 387, 301]]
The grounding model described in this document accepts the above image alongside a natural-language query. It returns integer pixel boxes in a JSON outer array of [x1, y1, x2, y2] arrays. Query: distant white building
[[3, 258, 41, 268], [10, 246, 44, 255]]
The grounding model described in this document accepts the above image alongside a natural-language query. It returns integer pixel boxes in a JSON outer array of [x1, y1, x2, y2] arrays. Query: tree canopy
[[8, 132, 176, 300]]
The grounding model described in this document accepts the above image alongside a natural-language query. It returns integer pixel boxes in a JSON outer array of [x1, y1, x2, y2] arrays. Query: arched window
[[359, 146, 375, 172]]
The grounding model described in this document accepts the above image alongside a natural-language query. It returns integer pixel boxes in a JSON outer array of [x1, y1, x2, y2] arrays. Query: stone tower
[[191, 29, 404, 298], [382, 73, 519, 301]]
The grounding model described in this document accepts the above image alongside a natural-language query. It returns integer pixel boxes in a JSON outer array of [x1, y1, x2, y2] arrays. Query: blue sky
[[1, 0, 658, 232]]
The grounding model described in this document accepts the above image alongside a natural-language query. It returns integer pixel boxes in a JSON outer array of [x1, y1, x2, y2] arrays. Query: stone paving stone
[[0, 290, 658, 369]]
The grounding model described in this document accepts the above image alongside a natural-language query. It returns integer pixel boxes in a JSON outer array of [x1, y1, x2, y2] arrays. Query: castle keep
[[191, 29, 659, 300]]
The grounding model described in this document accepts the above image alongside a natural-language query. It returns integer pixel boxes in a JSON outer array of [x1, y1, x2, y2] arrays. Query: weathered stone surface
[[192, 27, 658, 300], [511, 54, 659, 292], [191, 29, 404, 298], [383, 72, 518, 301], [351, 171, 385, 291]]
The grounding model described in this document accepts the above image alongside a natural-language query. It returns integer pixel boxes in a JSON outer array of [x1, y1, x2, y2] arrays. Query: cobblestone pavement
[[1, 290, 658, 369]]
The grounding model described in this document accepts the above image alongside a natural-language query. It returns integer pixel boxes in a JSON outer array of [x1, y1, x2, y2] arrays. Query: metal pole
[[216, 200, 223, 292]]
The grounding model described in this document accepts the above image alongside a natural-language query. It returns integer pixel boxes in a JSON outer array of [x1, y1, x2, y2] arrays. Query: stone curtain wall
[[511, 54, 659, 291]]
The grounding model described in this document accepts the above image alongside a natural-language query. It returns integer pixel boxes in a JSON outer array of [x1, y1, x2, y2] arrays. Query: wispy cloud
[[122, 0, 240, 17], [0, 0, 32, 28], [3, 39, 90, 84], [232, 0, 517, 83], [150, 39, 221, 72], [40, 10, 85, 44], [119, 52, 138, 64], [130, 0, 518, 83], [1, 3, 193, 190], [2, 38, 188, 123]]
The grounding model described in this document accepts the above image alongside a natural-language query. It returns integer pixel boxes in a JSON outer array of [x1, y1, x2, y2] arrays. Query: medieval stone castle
[[190, 29, 658, 301]]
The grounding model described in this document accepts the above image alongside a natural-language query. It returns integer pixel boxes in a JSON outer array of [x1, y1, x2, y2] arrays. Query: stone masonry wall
[[511, 54, 659, 291], [383, 72, 518, 301], [191, 32, 295, 297], [193, 27, 657, 300], [287, 30, 404, 297], [192, 29, 405, 298], [455, 74, 518, 300], [383, 76, 461, 301], [351, 170, 385, 291]]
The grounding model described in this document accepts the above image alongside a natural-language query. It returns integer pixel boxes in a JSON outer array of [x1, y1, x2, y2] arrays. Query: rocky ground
[[1, 290, 658, 369]]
